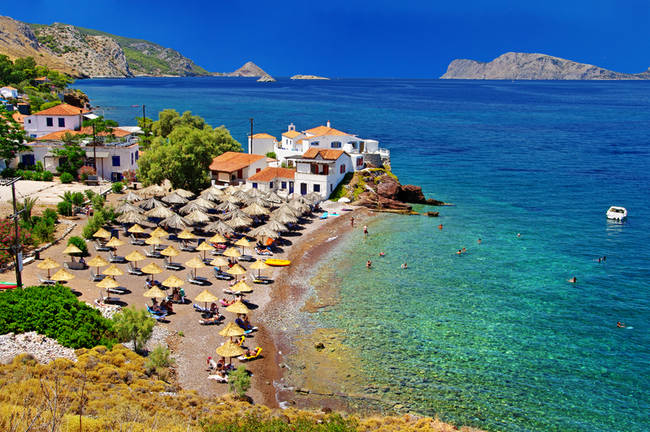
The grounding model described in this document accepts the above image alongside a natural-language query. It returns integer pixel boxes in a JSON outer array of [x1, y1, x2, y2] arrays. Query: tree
[[150, 109, 206, 138], [53, 142, 86, 177], [229, 366, 251, 398], [112, 307, 155, 352], [0, 108, 29, 167], [137, 122, 241, 192]]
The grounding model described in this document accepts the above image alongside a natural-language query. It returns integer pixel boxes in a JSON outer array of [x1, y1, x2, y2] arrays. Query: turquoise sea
[[76, 78, 649, 432]]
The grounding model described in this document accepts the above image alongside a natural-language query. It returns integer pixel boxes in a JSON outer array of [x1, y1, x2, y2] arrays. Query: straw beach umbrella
[[192, 197, 215, 209], [215, 340, 245, 364], [265, 191, 284, 204], [125, 250, 145, 268], [234, 237, 252, 255], [63, 244, 82, 262], [226, 215, 252, 230], [123, 191, 142, 203], [103, 264, 124, 282], [215, 201, 240, 213], [150, 227, 168, 238], [249, 225, 279, 241], [105, 237, 124, 248], [201, 187, 225, 202], [243, 202, 270, 216], [37, 257, 59, 278], [140, 184, 166, 198], [178, 230, 197, 240], [88, 255, 108, 274], [223, 247, 241, 259], [271, 211, 298, 225], [160, 245, 180, 267], [210, 256, 229, 270], [93, 228, 111, 239], [173, 188, 195, 199], [178, 201, 207, 215], [117, 211, 148, 225], [115, 202, 142, 215], [219, 321, 245, 338], [196, 241, 214, 260], [226, 299, 251, 314], [162, 275, 184, 289], [230, 281, 253, 295], [204, 220, 234, 236], [146, 206, 175, 219], [195, 289, 219, 308], [97, 276, 119, 290], [162, 192, 188, 205], [50, 268, 74, 283], [185, 256, 205, 278], [250, 259, 270, 278], [160, 214, 189, 230], [227, 263, 246, 281], [145, 235, 163, 254], [209, 233, 227, 244], [142, 262, 163, 280], [266, 219, 288, 233], [143, 286, 167, 299], [186, 209, 211, 224], [139, 197, 165, 210], [127, 224, 146, 234]]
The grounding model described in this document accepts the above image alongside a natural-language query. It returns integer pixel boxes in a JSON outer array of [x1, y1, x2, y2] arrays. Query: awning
[[83, 113, 99, 120], [85, 151, 110, 158]]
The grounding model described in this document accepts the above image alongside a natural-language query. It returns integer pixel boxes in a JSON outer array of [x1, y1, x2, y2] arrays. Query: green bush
[[60, 172, 73, 183], [70, 191, 85, 207], [202, 414, 358, 432], [84, 189, 96, 200], [82, 212, 106, 239], [229, 365, 251, 398], [111, 181, 123, 193], [112, 306, 155, 352], [42, 208, 58, 224], [57, 200, 72, 216], [30, 218, 55, 244], [41, 171, 53, 181], [0, 285, 115, 348], [145, 345, 175, 379], [67, 236, 88, 256], [91, 194, 105, 209], [1, 168, 16, 178], [34, 161, 44, 172]]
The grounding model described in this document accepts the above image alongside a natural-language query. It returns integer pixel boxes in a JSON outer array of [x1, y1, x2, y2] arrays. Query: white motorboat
[[606, 206, 627, 221]]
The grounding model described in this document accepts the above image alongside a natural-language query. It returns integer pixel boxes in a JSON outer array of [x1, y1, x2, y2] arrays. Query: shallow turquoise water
[[77, 78, 650, 431]]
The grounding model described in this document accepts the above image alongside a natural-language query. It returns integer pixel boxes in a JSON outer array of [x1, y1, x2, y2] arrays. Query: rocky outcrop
[[0, 332, 77, 364], [291, 74, 329, 80], [441, 52, 650, 80], [63, 89, 90, 108], [0, 15, 209, 77], [226, 61, 270, 77], [257, 74, 276, 82]]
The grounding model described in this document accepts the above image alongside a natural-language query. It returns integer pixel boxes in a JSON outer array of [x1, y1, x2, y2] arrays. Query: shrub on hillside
[[0, 285, 115, 348], [202, 414, 358, 432], [82, 212, 106, 239], [112, 306, 155, 352], [67, 236, 88, 256], [60, 172, 73, 183], [111, 181, 123, 193]]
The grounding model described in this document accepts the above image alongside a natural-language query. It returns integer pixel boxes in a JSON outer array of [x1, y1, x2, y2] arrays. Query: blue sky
[[2, 1, 649, 77]]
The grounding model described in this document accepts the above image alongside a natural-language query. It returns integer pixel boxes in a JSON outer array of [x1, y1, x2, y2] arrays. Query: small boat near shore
[[606, 206, 627, 221], [265, 259, 291, 266]]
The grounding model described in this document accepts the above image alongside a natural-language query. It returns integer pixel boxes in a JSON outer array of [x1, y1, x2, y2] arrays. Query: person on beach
[[568, 277, 577, 283], [363, 225, 368, 236], [366, 259, 372, 268], [351, 216, 355, 227]]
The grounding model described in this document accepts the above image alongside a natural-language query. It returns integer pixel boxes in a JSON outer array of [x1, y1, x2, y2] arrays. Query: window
[[112, 155, 120, 167], [256, 168, 261, 173], [356, 157, 364, 167], [131, 153, 134, 164], [27, 119, 31, 124], [58, 118, 65, 127], [313, 184, 320, 192], [46, 117, 53, 127], [281, 181, 287, 189], [22, 154, 35, 166], [269, 182, 274, 189], [331, 141, 341, 148], [252, 183, 258, 189], [340, 164, 345, 174], [311, 141, 319, 146], [135, 152, 139, 160]]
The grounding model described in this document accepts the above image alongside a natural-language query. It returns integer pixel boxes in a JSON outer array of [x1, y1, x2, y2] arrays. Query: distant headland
[[441, 52, 650, 80]]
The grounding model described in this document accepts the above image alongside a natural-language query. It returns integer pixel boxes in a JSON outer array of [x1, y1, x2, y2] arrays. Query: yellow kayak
[[265, 259, 291, 267]]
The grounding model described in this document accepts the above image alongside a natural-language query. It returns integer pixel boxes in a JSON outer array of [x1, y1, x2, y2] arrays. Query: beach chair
[[165, 262, 183, 271], [127, 262, 145, 276], [147, 306, 167, 321], [237, 347, 262, 361], [94, 240, 110, 252], [107, 286, 128, 295], [193, 303, 211, 314], [180, 244, 196, 252], [213, 268, 234, 280], [129, 234, 145, 246], [237, 254, 255, 262], [187, 272, 209, 286], [38, 275, 56, 285], [90, 269, 105, 282], [109, 252, 126, 263], [250, 272, 273, 284]]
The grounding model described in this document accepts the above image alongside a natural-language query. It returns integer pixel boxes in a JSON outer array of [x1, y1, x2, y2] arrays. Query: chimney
[[288, 123, 295, 132], [326, 120, 331, 128]]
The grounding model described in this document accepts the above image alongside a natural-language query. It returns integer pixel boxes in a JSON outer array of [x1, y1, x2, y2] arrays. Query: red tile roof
[[302, 148, 345, 160], [248, 167, 296, 182], [2, 86, 17, 90], [36, 127, 133, 141], [251, 133, 276, 140], [209, 152, 265, 172], [304, 125, 350, 137], [32, 103, 89, 116], [12, 112, 26, 125], [282, 130, 301, 138]]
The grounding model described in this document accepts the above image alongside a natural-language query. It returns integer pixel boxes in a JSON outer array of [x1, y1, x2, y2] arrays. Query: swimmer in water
[[478, 238, 482, 245], [366, 260, 372, 269], [568, 277, 577, 283], [517, 233, 522, 238], [401, 262, 408, 269], [438, 224, 443, 230], [379, 252, 385, 257], [617, 321, 625, 328], [456, 249, 462, 255], [462, 247, 467, 253]]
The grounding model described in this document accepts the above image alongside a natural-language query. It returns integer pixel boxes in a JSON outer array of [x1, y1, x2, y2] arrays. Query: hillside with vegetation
[[0, 15, 209, 77]]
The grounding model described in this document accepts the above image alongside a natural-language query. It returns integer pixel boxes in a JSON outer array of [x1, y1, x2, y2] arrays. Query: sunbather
[[199, 315, 220, 325], [220, 298, 234, 307], [210, 303, 219, 315], [236, 316, 255, 331]]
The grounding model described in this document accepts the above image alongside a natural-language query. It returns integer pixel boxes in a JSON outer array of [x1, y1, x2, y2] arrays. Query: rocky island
[[291, 74, 329, 80], [441, 52, 650, 80]]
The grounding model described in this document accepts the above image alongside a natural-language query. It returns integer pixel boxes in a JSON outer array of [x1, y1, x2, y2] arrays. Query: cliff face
[[0, 15, 209, 77], [441, 52, 650, 80]]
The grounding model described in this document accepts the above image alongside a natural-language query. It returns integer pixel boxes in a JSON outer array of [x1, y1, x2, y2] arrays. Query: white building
[[1, 86, 18, 99], [22, 103, 88, 139], [268, 121, 388, 169], [248, 133, 277, 156], [246, 167, 296, 194], [19, 126, 140, 182], [287, 148, 353, 198], [209, 152, 268, 186]]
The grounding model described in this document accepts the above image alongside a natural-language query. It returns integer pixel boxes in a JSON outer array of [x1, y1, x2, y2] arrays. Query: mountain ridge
[[441, 52, 650, 80]]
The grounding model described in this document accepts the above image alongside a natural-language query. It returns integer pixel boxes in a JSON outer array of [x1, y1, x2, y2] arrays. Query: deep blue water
[[76, 77, 650, 432]]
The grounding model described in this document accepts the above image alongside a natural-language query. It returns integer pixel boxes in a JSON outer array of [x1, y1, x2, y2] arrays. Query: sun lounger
[[250, 273, 273, 284], [146, 250, 163, 259], [109, 253, 126, 263], [65, 261, 87, 270], [237, 347, 262, 361], [90, 269, 105, 282], [237, 254, 255, 262], [181, 245, 196, 252], [193, 303, 211, 314], [165, 262, 183, 271], [129, 234, 145, 246], [147, 305, 168, 321], [38, 275, 56, 285], [94, 240, 110, 252], [127, 263, 144, 276], [107, 287, 128, 295], [199, 315, 223, 325], [187, 272, 209, 286], [255, 248, 273, 256], [213, 268, 234, 280], [207, 374, 228, 383], [98, 295, 120, 304]]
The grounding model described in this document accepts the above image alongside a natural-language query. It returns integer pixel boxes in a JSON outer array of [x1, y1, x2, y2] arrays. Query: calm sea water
[[76, 77, 650, 432]]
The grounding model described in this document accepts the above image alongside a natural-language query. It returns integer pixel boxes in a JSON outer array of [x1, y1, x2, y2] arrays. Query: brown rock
[[376, 179, 400, 199]]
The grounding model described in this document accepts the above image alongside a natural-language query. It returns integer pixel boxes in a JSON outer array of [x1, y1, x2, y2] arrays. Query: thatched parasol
[[195, 289, 219, 305], [162, 192, 189, 205], [276, 203, 301, 217], [145, 206, 175, 219], [266, 219, 288, 232], [215, 340, 245, 359], [230, 281, 253, 294], [243, 202, 270, 216], [215, 200, 240, 213], [115, 202, 143, 215], [196, 241, 214, 260], [50, 268, 74, 282], [222, 247, 241, 258], [150, 227, 168, 238], [177, 230, 197, 240], [210, 256, 229, 269], [192, 197, 215, 209], [96, 276, 119, 289], [127, 224, 146, 234], [140, 184, 166, 198], [145, 236, 163, 246], [160, 245, 180, 257], [250, 259, 270, 277], [162, 275, 184, 288], [93, 228, 112, 239], [117, 211, 148, 225], [248, 225, 279, 241], [234, 237, 252, 255], [123, 191, 142, 202], [226, 299, 251, 313], [142, 262, 163, 276], [125, 250, 145, 268], [139, 197, 165, 210], [219, 322, 245, 338], [208, 233, 227, 243], [270, 210, 298, 225], [173, 188, 195, 199], [185, 209, 211, 224], [204, 220, 234, 236], [305, 191, 323, 204], [265, 191, 285, 204], [201, 187, 225, 202], [227, 263, 246, 281], [186, 256, 205, 278], [289, 199, 311, 214], [103, 264, 124, 277], [143, 286, 167, 299], [226, 215, 253, 230], [105, 237, 124, 248], [178, 201, 207, 215], [63, 244, 82, 261], [87, 255, 108, 274], [160, 214, 189, 231]]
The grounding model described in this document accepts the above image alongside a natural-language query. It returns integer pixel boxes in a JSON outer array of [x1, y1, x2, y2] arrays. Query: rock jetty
[[441, 52, 650, 80]]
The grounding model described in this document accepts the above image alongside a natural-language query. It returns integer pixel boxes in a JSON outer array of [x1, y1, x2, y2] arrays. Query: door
[[289, 181, 294, 193], [300, 183, 307, 195]]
